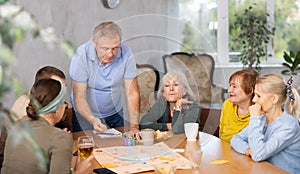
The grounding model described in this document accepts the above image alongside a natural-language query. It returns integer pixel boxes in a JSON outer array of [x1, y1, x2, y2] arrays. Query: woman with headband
[[230, 74, 300, 174], [1, 79, 93, 174]]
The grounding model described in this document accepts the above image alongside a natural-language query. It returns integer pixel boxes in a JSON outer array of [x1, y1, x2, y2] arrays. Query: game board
[[94, 142, 191, 173]]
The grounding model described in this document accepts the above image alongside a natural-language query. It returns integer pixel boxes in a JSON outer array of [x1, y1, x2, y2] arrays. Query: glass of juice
[[77, 136, 94, 159]]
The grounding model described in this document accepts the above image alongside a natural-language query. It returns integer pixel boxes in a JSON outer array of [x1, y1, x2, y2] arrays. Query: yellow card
[[159, 156, 175, 161], [101, 163, 118, 168], [210, 160, 229, 165]]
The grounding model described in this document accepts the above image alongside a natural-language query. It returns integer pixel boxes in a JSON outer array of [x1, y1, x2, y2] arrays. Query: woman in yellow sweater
[[219, 69, 259, 142]]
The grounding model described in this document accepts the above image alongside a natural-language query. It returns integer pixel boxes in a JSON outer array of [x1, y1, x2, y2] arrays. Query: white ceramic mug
[[140, 128, 154, 146], [184, 123, 199, 141]]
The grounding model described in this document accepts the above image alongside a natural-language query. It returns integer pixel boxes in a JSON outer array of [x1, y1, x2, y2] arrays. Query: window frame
[[216, 0, 281, 67]]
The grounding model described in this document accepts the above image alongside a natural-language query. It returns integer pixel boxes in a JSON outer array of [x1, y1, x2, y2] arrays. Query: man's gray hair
[[93, 21, 122, 43]]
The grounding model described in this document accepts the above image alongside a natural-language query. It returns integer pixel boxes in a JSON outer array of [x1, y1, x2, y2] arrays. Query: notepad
[[93, 128, 122, 138]]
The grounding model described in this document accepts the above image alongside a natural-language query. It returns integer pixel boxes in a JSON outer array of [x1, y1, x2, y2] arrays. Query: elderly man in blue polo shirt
[[70, 21, 140, 133]]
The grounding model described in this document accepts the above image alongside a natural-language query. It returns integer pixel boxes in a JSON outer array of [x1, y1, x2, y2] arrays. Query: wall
[[6, 0, 286, 108], [7, 0, 180, 107]]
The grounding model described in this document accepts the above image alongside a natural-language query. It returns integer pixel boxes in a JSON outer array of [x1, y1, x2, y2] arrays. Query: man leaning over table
[[70, 21, 140, 133]]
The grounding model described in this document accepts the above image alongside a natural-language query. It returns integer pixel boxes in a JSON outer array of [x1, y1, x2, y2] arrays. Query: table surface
[[72, 129, 288, 174]]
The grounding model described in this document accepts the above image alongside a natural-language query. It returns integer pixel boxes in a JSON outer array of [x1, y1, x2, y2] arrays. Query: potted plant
[[234, 3, 275, 70], [281, 51, 300, 75], [281, 50, 300, 93], [0, 0, 74, 171]]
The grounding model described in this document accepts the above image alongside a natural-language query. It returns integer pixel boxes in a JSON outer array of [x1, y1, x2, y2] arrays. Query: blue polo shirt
[[69, 40, 137, 118]]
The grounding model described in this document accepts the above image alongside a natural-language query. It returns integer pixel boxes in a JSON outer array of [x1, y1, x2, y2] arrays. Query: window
[[274, 0, 300, 58], [179, 0, 217, 55], [179, 0, 300, 66]]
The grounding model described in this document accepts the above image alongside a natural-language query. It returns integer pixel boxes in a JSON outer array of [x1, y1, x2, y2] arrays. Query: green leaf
[[14, 27, 24, 42], [282, 62, 292, 69], [59, 40, 75, 58], [283, 52, 293, 63], [290, 51, 295, 58], [281, 70, 290, 75], [0, 0, 8, 5]]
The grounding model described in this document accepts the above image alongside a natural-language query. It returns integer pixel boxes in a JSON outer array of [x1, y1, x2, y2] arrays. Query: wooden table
[[72, 129, 287, 174]]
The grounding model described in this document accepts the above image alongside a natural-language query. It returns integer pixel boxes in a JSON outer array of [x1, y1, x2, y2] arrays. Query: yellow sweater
[[219, 99, 250, 143]]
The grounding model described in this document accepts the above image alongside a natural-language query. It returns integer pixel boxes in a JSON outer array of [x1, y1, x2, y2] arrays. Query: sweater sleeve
[[48, 131, 73, 174], [172, 103, 201, 134], [139, 96, 169, 131], [230, 125, 250, 154], [248, 114, 298, 162]]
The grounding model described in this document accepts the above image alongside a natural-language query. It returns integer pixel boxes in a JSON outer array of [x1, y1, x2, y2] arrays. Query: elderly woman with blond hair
[[139, 71, 201, 134]]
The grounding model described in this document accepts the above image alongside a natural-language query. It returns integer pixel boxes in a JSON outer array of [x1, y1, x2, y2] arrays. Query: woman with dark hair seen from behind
[[139, 71, 201, 134], [231, 74, 300, 174], [1, 66, 71, 170], [1, 79, 93, 174], [219, 69, 259, 142]]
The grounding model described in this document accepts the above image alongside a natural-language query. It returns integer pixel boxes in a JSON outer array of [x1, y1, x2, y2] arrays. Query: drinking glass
[[77, 136, 94, 159], [187, 149, 203, 169]]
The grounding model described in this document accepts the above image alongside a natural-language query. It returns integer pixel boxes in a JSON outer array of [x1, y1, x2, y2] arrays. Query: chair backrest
[[199, 106, 221, 137], [136, 64, 160, 116], [163, 52, 225, 105]]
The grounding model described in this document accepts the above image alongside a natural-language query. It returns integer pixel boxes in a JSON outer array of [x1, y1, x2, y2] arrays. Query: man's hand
[[92, 118, 107, 133], [129, 123, 140, 133], [130, 125, 141, 140]]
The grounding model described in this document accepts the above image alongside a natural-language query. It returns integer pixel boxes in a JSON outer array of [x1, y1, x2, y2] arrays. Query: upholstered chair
[[136, 64, 160, 117], [163, 52, 226, 105]]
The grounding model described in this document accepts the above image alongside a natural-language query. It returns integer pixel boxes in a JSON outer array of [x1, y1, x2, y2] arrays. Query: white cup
[[184, 123, 199, 141], [140, 128, 154, 146]]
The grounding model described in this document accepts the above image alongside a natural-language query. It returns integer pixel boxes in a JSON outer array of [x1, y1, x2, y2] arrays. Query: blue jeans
[[72, 108, 125, 132]]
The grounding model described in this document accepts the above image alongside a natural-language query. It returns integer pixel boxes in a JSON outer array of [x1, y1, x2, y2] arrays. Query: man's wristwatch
[[173, 105, 182, 111]]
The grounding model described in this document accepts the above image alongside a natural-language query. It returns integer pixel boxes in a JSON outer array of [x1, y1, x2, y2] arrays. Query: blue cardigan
[[230, 110, 300, 174]]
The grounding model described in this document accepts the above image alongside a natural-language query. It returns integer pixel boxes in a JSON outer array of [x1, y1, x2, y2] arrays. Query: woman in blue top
[[230, 74, 300, 174], [139, 71, 200, 134]]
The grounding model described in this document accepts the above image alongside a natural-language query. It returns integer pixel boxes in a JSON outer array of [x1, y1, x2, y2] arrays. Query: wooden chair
[[136, 64, 160, 117], [199, 106, 221, 137], [163, 52, 226, 105]]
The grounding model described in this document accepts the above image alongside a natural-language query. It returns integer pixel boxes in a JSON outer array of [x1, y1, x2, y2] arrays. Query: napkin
[[210, 160, 229, 165]]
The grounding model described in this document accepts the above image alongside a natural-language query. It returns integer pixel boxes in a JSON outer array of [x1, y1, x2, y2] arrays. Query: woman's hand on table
[[167, 123, 172, 131], [245, 148, 252, 157]]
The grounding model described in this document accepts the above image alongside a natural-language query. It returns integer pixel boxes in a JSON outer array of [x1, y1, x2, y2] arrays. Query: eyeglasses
[[98, 45, 120, 54], [64, 101, 69, 110]]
